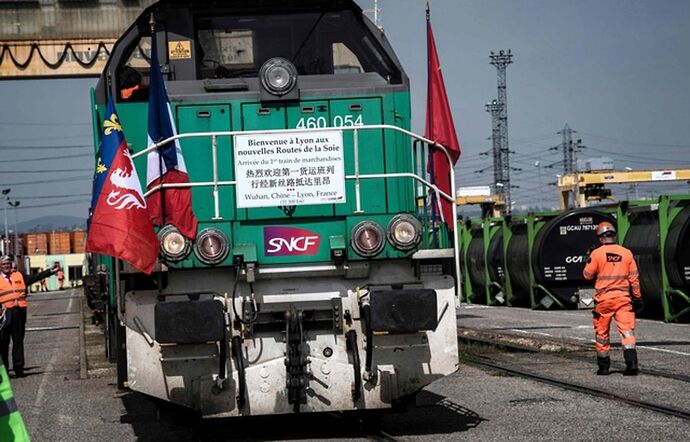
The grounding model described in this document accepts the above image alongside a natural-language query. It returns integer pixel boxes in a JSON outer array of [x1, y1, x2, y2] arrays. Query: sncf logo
[[264, 227, 321, 256], [606, 253, 622, 262]]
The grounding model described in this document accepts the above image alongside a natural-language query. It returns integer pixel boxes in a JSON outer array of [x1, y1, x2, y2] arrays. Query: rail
[[465, 354, 690, 422], [131, 124, 461, 299]]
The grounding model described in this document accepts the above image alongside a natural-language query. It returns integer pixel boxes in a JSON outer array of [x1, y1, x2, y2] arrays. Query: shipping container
[[459, 217, 507, 306], [618, 196, 690, 322], [71, 230, 86, 253], [24, 233, 48, 255], [460, 196, 690, 322], [49, 231, 71, 255]]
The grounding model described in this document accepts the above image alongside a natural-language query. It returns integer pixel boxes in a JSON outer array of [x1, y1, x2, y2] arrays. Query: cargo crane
[[557, 168, 690, 209], [456, 186, 506, 218]]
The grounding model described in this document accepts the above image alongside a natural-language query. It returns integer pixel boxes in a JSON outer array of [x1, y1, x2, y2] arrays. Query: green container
[[460, 217, 506, 305], [618, 195, 690, 322]]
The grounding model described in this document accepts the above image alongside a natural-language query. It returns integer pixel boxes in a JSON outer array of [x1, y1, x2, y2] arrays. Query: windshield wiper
[[291, 12, 325, 66]]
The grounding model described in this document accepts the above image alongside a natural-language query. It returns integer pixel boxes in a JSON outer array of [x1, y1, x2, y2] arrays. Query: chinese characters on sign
[[234, 130, 346, 208]]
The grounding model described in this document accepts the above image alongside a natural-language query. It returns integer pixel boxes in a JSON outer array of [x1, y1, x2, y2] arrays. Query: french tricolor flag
[[146, 32, 198, 240]]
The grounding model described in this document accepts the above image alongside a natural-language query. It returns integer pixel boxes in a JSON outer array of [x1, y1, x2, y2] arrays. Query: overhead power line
[[511, 149, 559, 161], [578, 132, 690, 149], [509, 133, 561, 144], [2, 174, 92, 186], [12, 193, 91, 200], [2, 153, 91, 163], [0, 121, 91, 127], [585, 146, 685, 162], [0, 168, 92, 173], [11, 198, 89, 210], [0, 144, 91, 150], [3, 135, 89, 144]]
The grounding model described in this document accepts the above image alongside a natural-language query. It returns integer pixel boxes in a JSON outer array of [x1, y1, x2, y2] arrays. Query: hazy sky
[[0, 0, 689, 225]]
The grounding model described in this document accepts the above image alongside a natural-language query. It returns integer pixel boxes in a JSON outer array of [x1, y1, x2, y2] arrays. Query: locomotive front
[[92, 0, 459, 417]]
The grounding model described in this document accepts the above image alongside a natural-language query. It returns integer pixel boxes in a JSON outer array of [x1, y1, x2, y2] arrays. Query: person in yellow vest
[[0, 256, 58, 378], [0, 359, 30, 441]]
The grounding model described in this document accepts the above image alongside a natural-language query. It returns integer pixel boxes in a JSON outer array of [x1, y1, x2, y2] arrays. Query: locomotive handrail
[[132, 124, 461, 300]]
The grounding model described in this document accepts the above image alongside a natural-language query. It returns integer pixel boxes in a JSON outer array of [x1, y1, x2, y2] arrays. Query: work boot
[[623, 349, 639, 376], [596, 356, 610, 375]]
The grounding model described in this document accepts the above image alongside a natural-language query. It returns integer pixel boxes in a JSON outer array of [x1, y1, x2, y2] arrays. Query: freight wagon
[[460, 197, 690, 322]]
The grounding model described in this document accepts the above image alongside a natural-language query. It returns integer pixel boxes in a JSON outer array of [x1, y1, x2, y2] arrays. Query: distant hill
[[18, 216, 86, 233]]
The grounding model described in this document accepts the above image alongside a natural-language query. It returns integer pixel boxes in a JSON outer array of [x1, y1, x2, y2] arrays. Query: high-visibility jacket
[[0, 273, 27, 309], [121, 84, 141, 100], [583, 244, 641, 302], [0, 361, 30, 441]]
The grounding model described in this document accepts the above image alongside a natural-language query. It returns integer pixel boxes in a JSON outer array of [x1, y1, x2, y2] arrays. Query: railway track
[[458, 330, 690, 385], [465, 354, 690, 421]]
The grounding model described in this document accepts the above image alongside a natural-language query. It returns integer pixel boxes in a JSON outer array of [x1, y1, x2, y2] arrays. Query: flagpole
[[425, 2, 462, 304], [426, 2, 440, 248], [150, 14, 167, 226]]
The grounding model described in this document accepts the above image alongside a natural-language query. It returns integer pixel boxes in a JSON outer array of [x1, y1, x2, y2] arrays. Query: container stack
[[71, 230, 86, 253], [48, 231, 71, 255], [24, 233, 48, 255]]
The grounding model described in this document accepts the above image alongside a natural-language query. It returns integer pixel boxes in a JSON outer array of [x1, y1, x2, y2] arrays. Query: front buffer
[[121, 262, 458, 417]]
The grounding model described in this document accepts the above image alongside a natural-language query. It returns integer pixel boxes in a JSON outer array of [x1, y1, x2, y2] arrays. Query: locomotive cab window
[[195, 10, 397, 81], [332, 43, 363, 74], [197, 28, 255, 79], [117, 36, 152, 102]]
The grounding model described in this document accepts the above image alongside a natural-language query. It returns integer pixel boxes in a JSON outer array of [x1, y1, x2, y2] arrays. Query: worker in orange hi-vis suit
[[57, 268, 65, 291], [583, 221, 643, 376]]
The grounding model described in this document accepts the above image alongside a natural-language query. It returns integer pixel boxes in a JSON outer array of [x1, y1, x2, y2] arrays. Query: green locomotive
[[90, 0, 459, 417]]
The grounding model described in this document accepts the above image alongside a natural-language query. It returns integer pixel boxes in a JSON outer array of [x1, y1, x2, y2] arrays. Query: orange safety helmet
[[596, 221, 616, 237]]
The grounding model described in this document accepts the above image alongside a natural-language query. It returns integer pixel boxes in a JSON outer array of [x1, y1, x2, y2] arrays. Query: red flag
[[87, 99, 159, 274], [425, 16, 461, 230]]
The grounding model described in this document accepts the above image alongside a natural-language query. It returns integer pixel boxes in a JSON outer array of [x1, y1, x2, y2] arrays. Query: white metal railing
[[132, 124, 461, 299]]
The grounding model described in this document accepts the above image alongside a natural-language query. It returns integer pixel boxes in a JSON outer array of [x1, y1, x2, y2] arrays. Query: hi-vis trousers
[[0, 360, 30, 441], [592, 295, 636, 357]]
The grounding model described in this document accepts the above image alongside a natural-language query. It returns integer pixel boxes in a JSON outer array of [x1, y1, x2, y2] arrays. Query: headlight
[[259, 57, 297, 96], [387, 214, 422, 251], [158, 224, 191, 262], [351, 221, 385, 258], [193, 228, 229, 265]]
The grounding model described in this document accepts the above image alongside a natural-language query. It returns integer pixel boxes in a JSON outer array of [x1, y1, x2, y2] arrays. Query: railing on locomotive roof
[[132, 124, 460, 297]]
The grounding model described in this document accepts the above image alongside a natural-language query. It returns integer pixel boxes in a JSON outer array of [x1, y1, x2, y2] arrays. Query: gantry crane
[[456, 186, 506, 217], [557, 168, 690, 209]]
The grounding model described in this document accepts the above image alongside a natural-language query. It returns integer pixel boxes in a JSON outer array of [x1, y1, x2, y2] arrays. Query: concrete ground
[[457, 304, 690, 376], [7, 291, 690, 441]]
